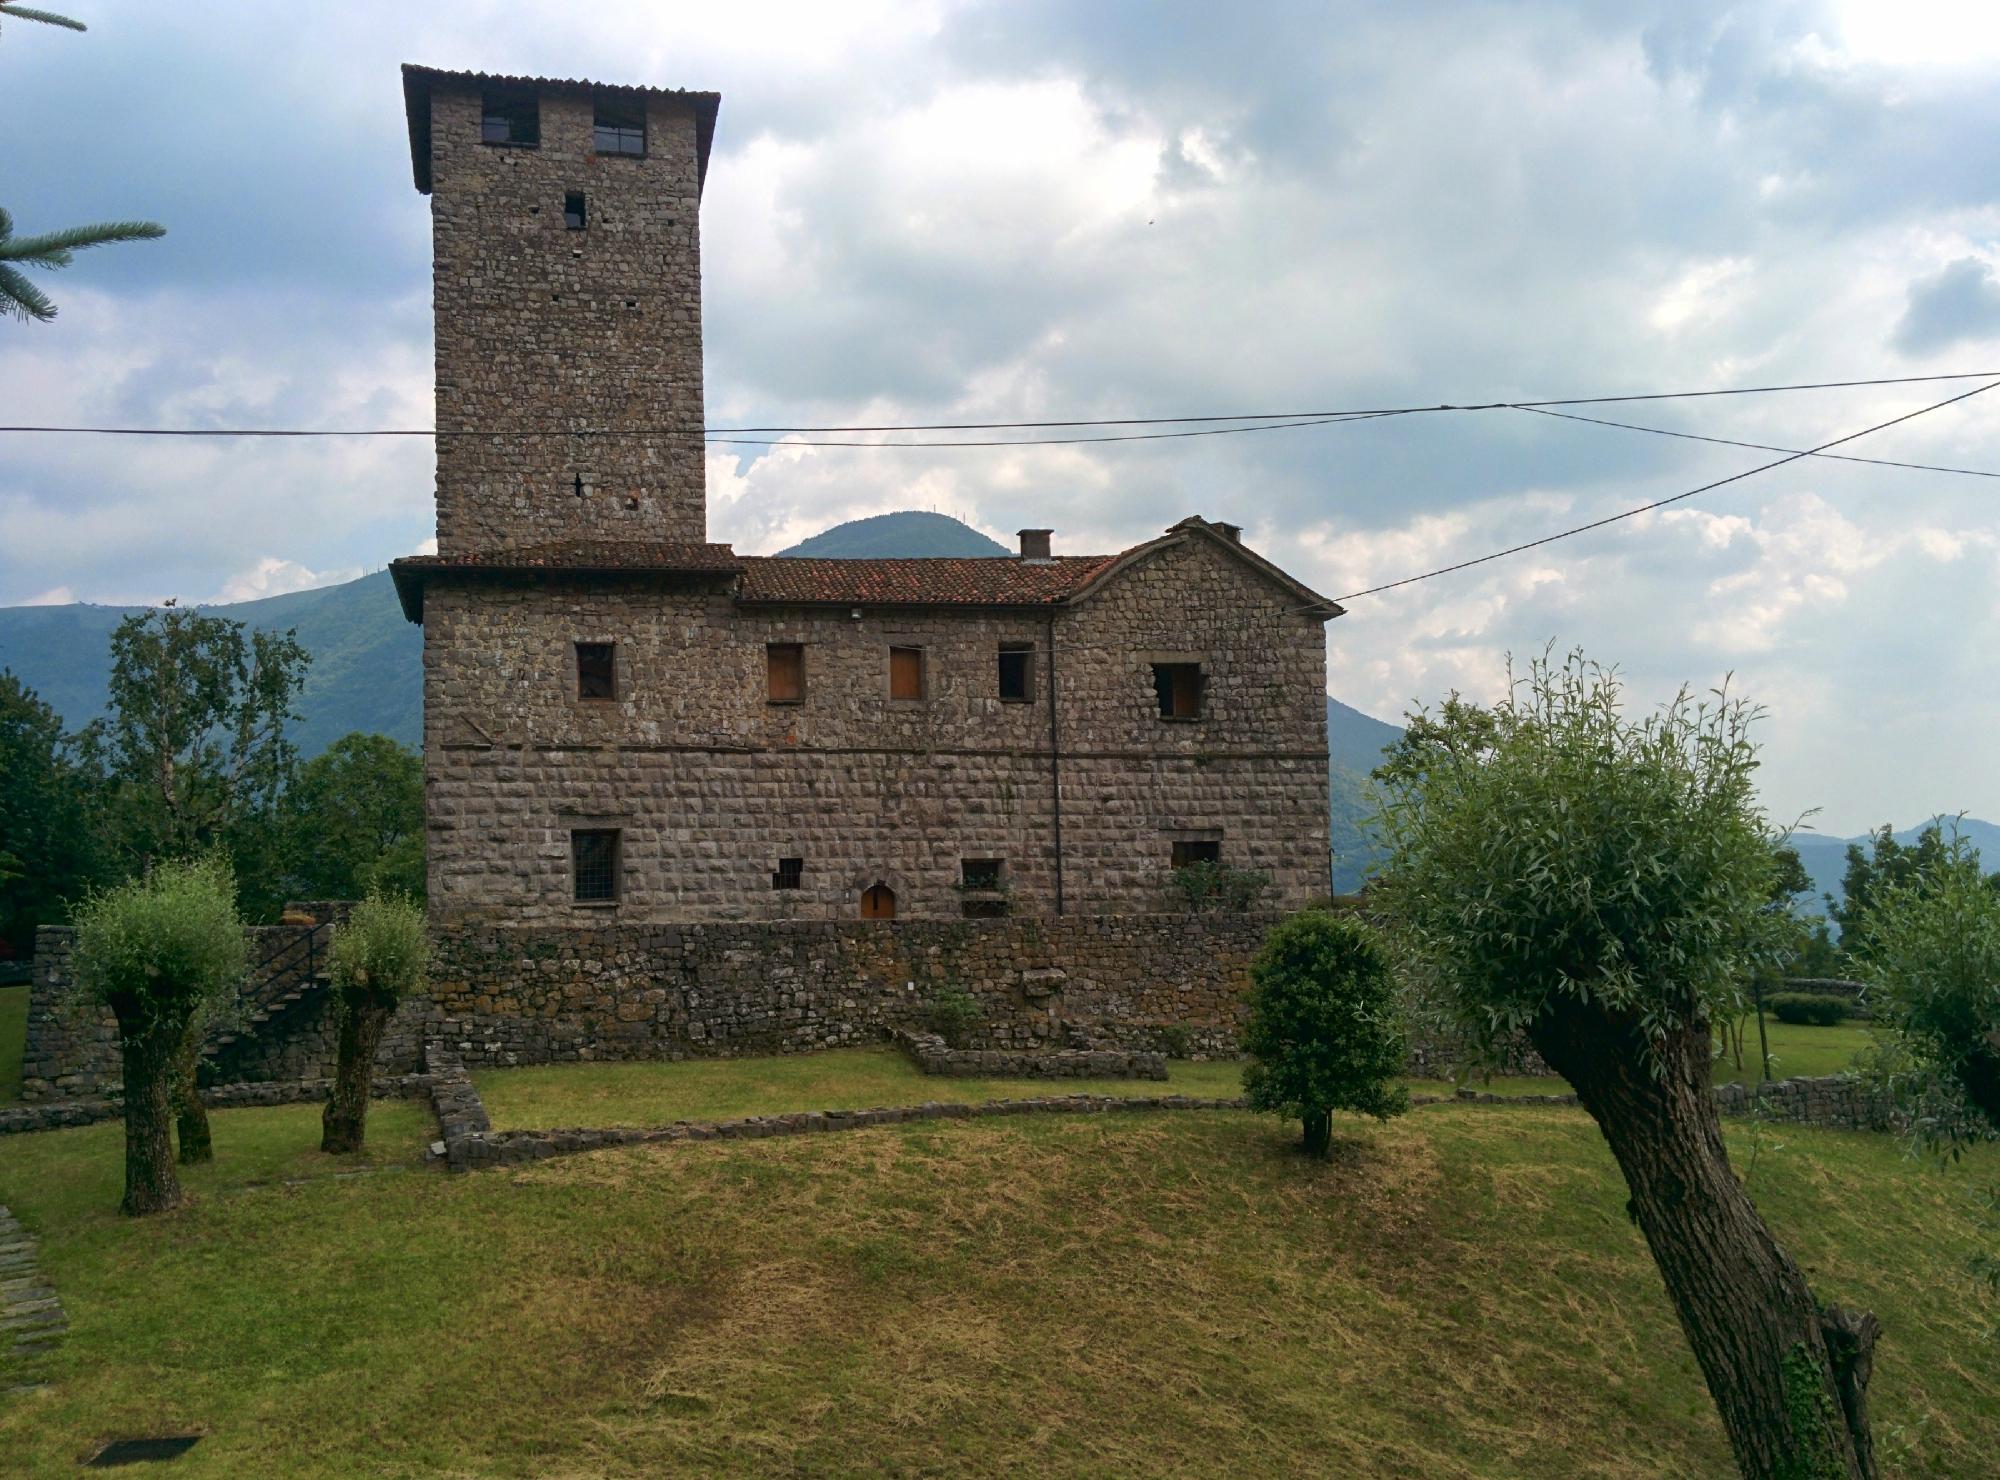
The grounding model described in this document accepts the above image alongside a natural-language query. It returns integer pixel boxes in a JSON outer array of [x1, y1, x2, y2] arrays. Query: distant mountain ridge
[[777, 511, 1011, 558]]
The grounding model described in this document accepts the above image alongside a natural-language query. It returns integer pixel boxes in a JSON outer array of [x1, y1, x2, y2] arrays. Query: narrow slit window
[[997, 643, 1034, 703], [576, 642, 616, 700], [572, 829, 621, 903], [593, 96, 647, 156], [563, 192, 587, 230], [773, 857, 804, 891], [481, 88, 540, 147], [889, 646, 925, 701], [767, 643, 805, 703], [1171, 840, 1221, 870], [1152, 662, 1204, 720]]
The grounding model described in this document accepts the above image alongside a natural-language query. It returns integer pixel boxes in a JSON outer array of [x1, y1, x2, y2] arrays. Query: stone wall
[[421, 534, 1332, 924], [423, 78, 709, 554], [892, 1028, 1168, 1081], [1711, 1074, 1903, 1133]]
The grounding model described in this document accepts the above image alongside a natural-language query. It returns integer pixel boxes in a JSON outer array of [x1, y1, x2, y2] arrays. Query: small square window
[[961, 858, 1004, 890], [767, 643, 805, 703], [572, 829, 620, 903], [889, 645, 925, 701], [773, 857, 804, 891], [1153, 662, 1203, 720], [997, 643, 1034, 702], [594, 97, 647, 157], [564, 191, 587, 230], [576, 642, 615, 700], [481, 88, 540, 147], [1172, 840, 1221, 870]]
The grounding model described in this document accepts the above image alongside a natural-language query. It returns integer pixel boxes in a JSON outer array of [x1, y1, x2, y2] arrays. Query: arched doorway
[[860, 882, 896, 920]]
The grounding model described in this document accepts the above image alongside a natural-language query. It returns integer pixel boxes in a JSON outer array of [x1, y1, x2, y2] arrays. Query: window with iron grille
[[1152, 662, 1204, 720], [961, 858, 1004, 890], [773, 857, 804, 890], [576, 642, 615, 700], [997, 643, 1034, 702], [889, 646, 925, 701], [572, 829, 620, 903], [1171, 839, 1220, 869], [481, 88, 539, 146], [767, 643, 805, 703], [593, 96, 646, 156]]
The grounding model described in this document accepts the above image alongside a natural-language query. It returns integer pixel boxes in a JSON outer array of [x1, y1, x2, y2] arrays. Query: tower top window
[[594, 96, 646, 157], [481, 88, 540, 147]]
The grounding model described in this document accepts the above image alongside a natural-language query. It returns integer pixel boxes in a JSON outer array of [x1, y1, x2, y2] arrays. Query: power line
[[3, 368, 1999, 441], [1516, 405, 2000, 481], [1332, 379, 2000, 603]]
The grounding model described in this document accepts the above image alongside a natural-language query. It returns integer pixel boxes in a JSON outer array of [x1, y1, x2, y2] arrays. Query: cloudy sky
[[4, 0, 1999, 835]]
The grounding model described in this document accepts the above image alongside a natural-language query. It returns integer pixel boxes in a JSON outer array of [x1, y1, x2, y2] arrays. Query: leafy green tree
[[1830, 823, 1953, 944], [0, 11, 165, 323], [69, 857, 245, 1214], [88, 604, 309, 916], [1242, 911, 1407, 1156], [321, 894, 428, 1153], [1377, 650, 1879, 1480], [0, 671, 105, 960], [282, 734, 424, 902]]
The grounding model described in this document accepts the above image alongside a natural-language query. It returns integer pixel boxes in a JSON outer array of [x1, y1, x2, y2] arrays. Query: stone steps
[[0, 1205, 66, 1396]]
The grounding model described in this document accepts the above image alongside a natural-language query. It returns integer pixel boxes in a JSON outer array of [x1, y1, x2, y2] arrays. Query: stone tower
[[400, 66, 721, 555]]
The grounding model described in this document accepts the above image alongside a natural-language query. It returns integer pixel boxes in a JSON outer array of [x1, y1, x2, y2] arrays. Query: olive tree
[[1377, 650, 1879, 1480], [321, 893, 428, 1154], [70, 857, 245, 1215], [1242, 911, 1407, 1156]]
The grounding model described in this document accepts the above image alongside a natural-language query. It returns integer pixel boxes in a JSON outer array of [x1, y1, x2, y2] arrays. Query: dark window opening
[[962, 897, 1008, 919], [576, 642, 616, 700], [572, 829, 621, 903], [767, 643, 805, 703], [1172, 840, 1221, 870], [773, 857, 804, 891], [961, 858, 1004, 890], [889, 646, 925, 701], [1153, 662, 1204, 720], [481, 88, 540, 147], [997, 643, 1034, 702], [593, 96, 647, 156], [564, 191, 587, 230]]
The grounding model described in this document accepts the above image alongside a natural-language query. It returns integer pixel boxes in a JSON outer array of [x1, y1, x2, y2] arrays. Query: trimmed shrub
[[1767, 992, 1850, 1027], [322, 893, 429, 1153], [1243, 911, 1407, 1156], [924, 983, 981, 1049]]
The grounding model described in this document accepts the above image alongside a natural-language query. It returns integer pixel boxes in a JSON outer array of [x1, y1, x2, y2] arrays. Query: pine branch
[[0, 220, 166, 268], [0, 262, 55, 322], [0, 5, 89, 31]]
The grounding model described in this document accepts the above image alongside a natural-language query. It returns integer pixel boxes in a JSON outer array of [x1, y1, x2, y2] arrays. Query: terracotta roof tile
[[734, 555, 1118, 607], [395, 541, 744, 573]]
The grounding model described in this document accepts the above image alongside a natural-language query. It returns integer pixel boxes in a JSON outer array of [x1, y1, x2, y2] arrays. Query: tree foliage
[[322, 892, 429, 1154], [1242, 911, 1407, 1156], [0, 670, 105, 960], [283, 733, 424, 902]]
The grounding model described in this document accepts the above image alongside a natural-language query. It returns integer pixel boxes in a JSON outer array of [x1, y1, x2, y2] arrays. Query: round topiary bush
[[1243, 911, 1408, 1157], [1766, 992, 1850, 1027]]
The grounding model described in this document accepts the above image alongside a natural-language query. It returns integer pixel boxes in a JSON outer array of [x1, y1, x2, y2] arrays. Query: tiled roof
[[400, 63, 721, 195], [389, 541, 744, 620], [734, 555, 1118, 607]]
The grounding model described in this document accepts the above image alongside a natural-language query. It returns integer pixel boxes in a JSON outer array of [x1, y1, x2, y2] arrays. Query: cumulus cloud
[[1893, 257, 2000, 355]]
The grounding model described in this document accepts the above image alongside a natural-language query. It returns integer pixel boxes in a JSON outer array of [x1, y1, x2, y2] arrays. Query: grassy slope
[[0, 986, 25, 1102], [0, 1093, 1992, 1477]]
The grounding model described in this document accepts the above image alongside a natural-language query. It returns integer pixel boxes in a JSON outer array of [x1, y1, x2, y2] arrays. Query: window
[[1153, 662, 1204, 720], [481, 88, 539, 147], [572, 829, 621, 903], [767, 643, 805, 704], [563, 191, 587, 230], [575, 642, 615, 700], [773, 857, 804, 891], [961, 858, 1004, 890], [997, 643, 1034, 703], [1171, 840, 1221, 870], [593, 96, 647, 156], [889, 646, 925, 701]]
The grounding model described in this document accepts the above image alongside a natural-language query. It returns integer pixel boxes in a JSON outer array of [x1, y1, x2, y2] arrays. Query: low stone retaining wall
[[0, 1073, 433, 1138], [892, 1028, 1168, 1081], [1712, 1073, 1901, 1132]]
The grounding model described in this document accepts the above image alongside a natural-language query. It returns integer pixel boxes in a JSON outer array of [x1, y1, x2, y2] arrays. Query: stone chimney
[[1212, 522, 1242, 544], [1017, 528, 1054, 563]]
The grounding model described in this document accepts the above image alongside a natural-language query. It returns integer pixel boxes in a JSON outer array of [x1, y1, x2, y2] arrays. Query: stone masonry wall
[[425, 80, 708, 554], [422, 534, 1332, 923]]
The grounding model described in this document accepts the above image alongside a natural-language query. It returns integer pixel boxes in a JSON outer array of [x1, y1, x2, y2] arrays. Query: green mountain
[[777, 511, 1012, 558]]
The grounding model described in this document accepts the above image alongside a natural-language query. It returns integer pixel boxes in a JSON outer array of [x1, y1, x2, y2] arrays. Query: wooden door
[[861, 883, 896, 919]]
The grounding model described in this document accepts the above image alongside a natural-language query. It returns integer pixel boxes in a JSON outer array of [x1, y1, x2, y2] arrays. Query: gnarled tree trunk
[[171, 1012, 212, 1164], [321, 989, 389, 1154], [111, 996, 185, 1216], [1530, 995, 1877, 1479], [1301, 1108, 1332, 1158]]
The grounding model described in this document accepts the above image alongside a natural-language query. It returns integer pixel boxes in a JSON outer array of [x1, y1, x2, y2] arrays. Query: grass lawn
[[0, 985, 26, 1102], [1711, 1020, 1877, 1086], [0, 1081, 1994, 1476]]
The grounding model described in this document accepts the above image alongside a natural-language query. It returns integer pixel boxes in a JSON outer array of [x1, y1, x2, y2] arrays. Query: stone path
[[0, 1203, 65, 1395]]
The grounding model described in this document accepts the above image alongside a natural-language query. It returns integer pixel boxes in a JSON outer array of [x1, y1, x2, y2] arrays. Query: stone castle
[[387, 65, 1342, 927]]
